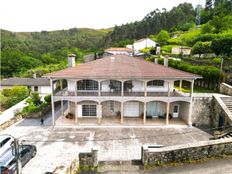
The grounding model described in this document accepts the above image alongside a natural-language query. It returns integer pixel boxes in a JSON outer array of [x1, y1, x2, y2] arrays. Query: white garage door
[[124, 102, 139, 117]]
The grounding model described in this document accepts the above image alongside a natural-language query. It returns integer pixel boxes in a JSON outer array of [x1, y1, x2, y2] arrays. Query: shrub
[[44, 94, 51, 103]]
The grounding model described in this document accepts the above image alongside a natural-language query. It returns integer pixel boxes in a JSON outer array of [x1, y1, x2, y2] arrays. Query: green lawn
[[175, 86, 216, 93]]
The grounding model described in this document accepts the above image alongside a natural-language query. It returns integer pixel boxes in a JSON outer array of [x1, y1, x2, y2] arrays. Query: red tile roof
[[105, 47, 133, 52], [45, 55, 201, 80]]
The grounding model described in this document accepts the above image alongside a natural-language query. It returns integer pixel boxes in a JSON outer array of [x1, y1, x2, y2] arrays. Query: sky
[[0, 0, 205, 32]]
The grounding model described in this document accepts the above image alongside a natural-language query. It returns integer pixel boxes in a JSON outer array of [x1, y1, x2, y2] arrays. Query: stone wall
[[0, 114, 22, 131], [102, 101, 120, 117], [220, 83, 232, 96], [212, 95, 232, 128], [142, 138, 232, 166], [79, 148, 98, 167], [191, 96, 213, 126]]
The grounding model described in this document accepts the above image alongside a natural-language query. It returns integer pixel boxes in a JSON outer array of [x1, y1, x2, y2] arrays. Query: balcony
[[54, 89, 184, 97]]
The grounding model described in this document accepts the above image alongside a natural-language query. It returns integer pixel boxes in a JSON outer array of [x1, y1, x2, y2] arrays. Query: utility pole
[[14, 139, 22, 174]]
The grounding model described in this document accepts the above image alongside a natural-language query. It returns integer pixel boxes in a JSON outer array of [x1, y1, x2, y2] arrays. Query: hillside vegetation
[[1, 28, 111, 77]]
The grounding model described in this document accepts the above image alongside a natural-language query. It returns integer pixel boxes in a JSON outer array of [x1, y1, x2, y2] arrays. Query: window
[[77, 80, 98, 90], [82, 105, 97, 116], [147, 80, 164, 87], [34, 86, 38, 92], [110, 101, 114, 112], [109, 80, 121, 91], [0, 138, 11, 147]]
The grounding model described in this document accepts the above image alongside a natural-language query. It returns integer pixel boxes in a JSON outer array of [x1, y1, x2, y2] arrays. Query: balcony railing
[[54, 89, 184, 97]]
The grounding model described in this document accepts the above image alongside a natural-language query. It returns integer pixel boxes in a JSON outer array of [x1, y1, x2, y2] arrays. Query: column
[[190, 80, 194, 97], [143, 103, 146, 124], [179, 80, 182, 92], [166, 102, 170, 125], [121, 81, 124, 96], [98, 102, 102, 124], [61, 100, 64, 116], [75, 102, 78, 124], [144, 81, 147, 97], [98, 81, 101, 96], [50, 79, 55, 126], [188, 101, 193, 126], [121, 102, 124, 124], [75, 80, 77, 96], [168, 82, 171, 97]]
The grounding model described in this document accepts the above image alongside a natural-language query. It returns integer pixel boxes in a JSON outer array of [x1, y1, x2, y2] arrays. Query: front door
[[172, 105, 179, 118]]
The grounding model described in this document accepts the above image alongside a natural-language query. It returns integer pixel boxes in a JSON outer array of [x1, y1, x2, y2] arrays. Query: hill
[[1, 28, 111, 77]]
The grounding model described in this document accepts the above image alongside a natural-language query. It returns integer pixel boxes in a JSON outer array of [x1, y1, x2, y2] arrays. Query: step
[[97, 160, 142, 173]]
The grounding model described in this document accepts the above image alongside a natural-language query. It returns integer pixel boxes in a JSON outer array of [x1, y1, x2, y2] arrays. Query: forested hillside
[[104, 3, 196, 46], [1, 28, 110, 77]]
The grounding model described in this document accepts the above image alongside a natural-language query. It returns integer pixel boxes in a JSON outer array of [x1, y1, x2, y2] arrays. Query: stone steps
[[221, 97, 232, 113], [97, 160, 143, 173]]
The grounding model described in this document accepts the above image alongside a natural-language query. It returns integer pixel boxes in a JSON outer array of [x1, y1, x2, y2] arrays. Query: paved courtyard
[[1, 120, 212, 174]]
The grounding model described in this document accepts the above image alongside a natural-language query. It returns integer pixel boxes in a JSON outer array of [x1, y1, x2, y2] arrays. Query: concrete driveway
[[0, 103, 213, 174]]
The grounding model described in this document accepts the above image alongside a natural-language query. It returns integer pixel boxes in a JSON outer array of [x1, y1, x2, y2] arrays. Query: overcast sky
[[0, 0, 205, 32]]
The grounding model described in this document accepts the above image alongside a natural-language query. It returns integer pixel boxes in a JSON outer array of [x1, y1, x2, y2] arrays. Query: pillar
[[166, 102, 170, 125], [75, 80, 77, 96], [121, 102, 124, 124], [144, 81, 147, 97], [190, 80, 194, 97], [98, 102, 102, 124], [179, 80, 182, 92], [168, 82, 171, 97], [75, 102, 78, 124], [50, 79, 55, 126], [188, 101, 193, 126], [98, 81, 101, 96], [143, 103, 146, 124], [61, 100, 64, 116], [121, 81, 124, 96]]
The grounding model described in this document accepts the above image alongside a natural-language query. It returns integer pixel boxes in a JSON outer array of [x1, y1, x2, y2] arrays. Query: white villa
[[45, 54, 201, 126], [105, 47, 133, 56], [127, 38, 157, 55]]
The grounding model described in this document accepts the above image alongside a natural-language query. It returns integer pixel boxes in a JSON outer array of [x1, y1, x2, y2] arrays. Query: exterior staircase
[[212, 127, 232, 139], [221, 97, 232, 114]]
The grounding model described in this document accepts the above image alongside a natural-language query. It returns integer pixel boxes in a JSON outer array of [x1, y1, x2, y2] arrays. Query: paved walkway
[[0, 102, 213, 174]]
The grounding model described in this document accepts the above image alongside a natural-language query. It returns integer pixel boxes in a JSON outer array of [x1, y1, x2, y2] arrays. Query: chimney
[[68, 54, 76, 67], [32, 73, 36, 79], [164, 55, 169, 67]]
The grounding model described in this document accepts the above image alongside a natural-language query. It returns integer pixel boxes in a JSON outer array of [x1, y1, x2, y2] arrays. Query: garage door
[[124, 102, 139, 117]]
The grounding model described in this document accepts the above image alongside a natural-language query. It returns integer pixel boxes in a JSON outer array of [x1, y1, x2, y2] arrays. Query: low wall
[[191, 95, 213, 126], [220, 83, 232, 96], [142, 138, 232, 166], [0, 97, 28, 125], [79, 148, 98, 167]]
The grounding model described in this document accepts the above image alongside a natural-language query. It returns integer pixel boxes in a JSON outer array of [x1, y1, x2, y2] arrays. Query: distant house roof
[[1, 78, 50, 87], [134, 38, 156, 43], [45, 55, 201, 80], [105, 47, 133, 52]]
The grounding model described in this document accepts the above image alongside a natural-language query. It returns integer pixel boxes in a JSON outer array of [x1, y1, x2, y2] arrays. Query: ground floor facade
[[52, 96, 192, 126]]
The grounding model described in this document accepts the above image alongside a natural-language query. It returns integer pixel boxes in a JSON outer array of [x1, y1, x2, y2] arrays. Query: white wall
[[68, 80, 76, 92], [101, 81, 110, 92], [39, 86, 52, 94], [133, 39, 157, 52]]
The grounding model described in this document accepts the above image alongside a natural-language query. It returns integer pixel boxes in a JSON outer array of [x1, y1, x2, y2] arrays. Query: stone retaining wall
[[191, 96, 213, 126], [0, 114, 22, 131], [79, 148, 98, 167], [220, 83, 232, 96], [141, 138, 232, 166]]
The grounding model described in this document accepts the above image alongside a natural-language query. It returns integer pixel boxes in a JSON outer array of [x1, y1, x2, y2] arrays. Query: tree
[[192, 41, 212, 58], [211, 37, 232, 57], [201, 23, 214, 34], [156, 30, 170, 45]]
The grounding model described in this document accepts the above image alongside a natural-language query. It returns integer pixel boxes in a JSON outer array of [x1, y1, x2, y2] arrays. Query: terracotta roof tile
[[45, 55, 201, 80]]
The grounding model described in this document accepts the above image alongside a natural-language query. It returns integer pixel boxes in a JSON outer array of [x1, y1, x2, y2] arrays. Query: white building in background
[[127, 38, 157, 55], [1, 77, 52, 96]]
